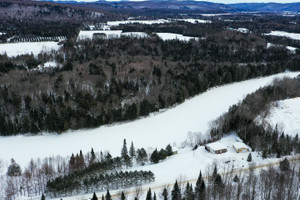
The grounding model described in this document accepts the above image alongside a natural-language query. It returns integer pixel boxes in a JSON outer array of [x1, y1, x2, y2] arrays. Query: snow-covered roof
[[206, 141, 227, 151], [233, 142, 249, 149]]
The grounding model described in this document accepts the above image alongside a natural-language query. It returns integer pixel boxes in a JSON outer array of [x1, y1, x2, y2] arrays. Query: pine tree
[[137, 148, 148, 165], [171, 180, 181, 200], [195, 171, 205, 200], [90, 148, 96, 165], [102, 195, 105, 200], [92, 192, 98, 200], [106, 189, 112, 200], [121, 191, 126, 200], [121, 139, 128, 158], [153, 192, 157, 200], [146, 188, 152, 200], [150, 149, 160, 164], [212, 165, 218, 182], [41, 193, 45, 200], [162, 187, 168, 200], [7, 158, 22, 176], [166, 144, 173, 156], [233, 175, 240, 182], [247, 153, 252, 162], [129, 141, 136, 158]]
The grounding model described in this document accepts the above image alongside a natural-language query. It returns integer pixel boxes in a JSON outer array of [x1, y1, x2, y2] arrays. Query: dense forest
[[209, 77, 300, 158], [0, 20, 300, 135]]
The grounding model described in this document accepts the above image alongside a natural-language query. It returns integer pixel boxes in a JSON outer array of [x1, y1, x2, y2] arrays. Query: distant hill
[[229, 3, 300, 13]]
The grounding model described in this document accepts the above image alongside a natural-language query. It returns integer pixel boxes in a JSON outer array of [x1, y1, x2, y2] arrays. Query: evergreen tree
[[129, 141, 136, 158], [136, 148, 148, 165], [92, 192, 98, 200], [233, 175, 240, 183], [41, 193, 45, 200], [162, 187, 168, 200], [7, 158, 22, 176], [102, 195, 105, 200], [121, 191, 126, 200], [212, 165, 218, 182], [153, 192, 157, 200], [195, 171, 205, 200], [247, 153, 252, 162], [146, 188, 152, 200], [90, 148, 96, 165], [106, 189, 112, 200], [279, 158, 290, 171], [171, 180, 181, 200], [166, 144, 173, 156], [150, 149, 160, 164], [121, 139, 128, 158]]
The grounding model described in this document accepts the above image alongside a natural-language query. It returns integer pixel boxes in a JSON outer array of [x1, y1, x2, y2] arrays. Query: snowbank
[[156, 33, 198, 41], [264, 31, 300, 40]]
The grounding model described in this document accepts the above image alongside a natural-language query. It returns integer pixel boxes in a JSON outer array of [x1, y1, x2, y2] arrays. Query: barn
[[205, 142, 228, 154]]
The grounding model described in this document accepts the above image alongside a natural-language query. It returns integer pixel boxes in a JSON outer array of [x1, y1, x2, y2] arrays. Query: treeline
[[47, 170, 154, 197], [210, 77, 300, 158], [154, 158, 299, 200]]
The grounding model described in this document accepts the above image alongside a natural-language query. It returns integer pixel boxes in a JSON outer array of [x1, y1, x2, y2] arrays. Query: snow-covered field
[[77, 30, 123, 40], [264, 97, 300, 137], [264, 31, 300, 40], [37, 61, 61, 70], [0, 41, 62, 57], [0, 72, 299, 172], [156, 33, 198, 41], [174, 18, 211, 24]]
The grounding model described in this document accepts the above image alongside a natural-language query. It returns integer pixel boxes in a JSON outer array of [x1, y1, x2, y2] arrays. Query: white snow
[[264, 97, 300, 137], [77, 30, 123, 40], [232, 142, 250, 150], [121, 32, 149, 38], [156, 33, 198, 41], [264, 31, 300, 41], [37, 61, 61, 70], [0, 41, 62, 57], [205, 141, 228, 151], [0, 72, 299, 171]]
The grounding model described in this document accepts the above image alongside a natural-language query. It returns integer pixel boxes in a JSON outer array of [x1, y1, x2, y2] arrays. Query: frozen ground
[[267, 43, 297, 53], [0, 72, 299, 172], [0, 41, 62, 57], [107, 19, 169, 26], [174, 18, 211, 24], [156, 33, 198, 41], [264, 97, 300, 137], [77, 30, 123, 40], [264, 31, 300, 40], [121, 32, 149, 38], [37, 61, 61, 70]]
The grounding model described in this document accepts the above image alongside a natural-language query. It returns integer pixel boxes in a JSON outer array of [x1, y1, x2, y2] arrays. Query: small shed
[[205, 142, 228, 154], [233, 142, 250, 153]]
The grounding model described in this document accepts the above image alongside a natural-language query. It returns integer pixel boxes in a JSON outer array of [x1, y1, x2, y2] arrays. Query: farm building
[[205, 142, 228, 154], [233, 142, 250, 153]]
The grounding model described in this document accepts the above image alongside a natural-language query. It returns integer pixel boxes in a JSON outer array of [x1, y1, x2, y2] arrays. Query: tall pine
[[129, 141, 136, 158], [121, 191, 126, 200], [92, 192, 98, 200], [146, 188, 152, 200], [171, 180, 181, 200], [106, 189, 112, 200]]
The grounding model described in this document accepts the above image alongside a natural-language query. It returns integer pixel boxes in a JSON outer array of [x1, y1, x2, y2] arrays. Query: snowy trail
[[0, 72, 299, 169]]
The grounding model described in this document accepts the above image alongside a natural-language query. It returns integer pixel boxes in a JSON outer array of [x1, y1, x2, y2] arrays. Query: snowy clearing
[[156, 33, 198, 41], [174, 18, 211, 24], [0, 41, 62, 57], [264, 97, 300, 137], [0, 72, 299, 171], [37, 61, 61, 70], [77, 30, 123, 40], [264, 31, 300, 40]]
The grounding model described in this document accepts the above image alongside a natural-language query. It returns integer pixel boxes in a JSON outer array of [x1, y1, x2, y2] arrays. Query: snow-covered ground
[[156, 33, 198, 41], [264, 97, 300, 137], [77, 30, 123, 40], [37, 61, 61, 70], [264, 31, 300, 40], [267, 42, 298, 53], [0, 41, 62, 57], [0, 72, 299, 172]]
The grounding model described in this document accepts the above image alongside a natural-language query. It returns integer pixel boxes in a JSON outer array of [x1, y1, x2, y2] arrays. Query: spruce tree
[[92, 192, 98, 200], [121, 139, 128, 158], [102, 195, 105, 200], [162, 187, 168, 200], [121, 191, 126, 200], [153, 192, 157, 200], [171, 180, 181, 200], [150, 149, 160, 164], [247, 153, 252, 162], [106, 189, 112, 200], [146, 188, 152, 200], [195, 171, 205, 200], [90, 148, 96, 165], [129, 141, 136, 158], [41, 193, 45, 200]]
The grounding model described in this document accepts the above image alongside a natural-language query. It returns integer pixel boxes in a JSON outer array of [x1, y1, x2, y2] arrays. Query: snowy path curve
[[0, 72, 299, 168]]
